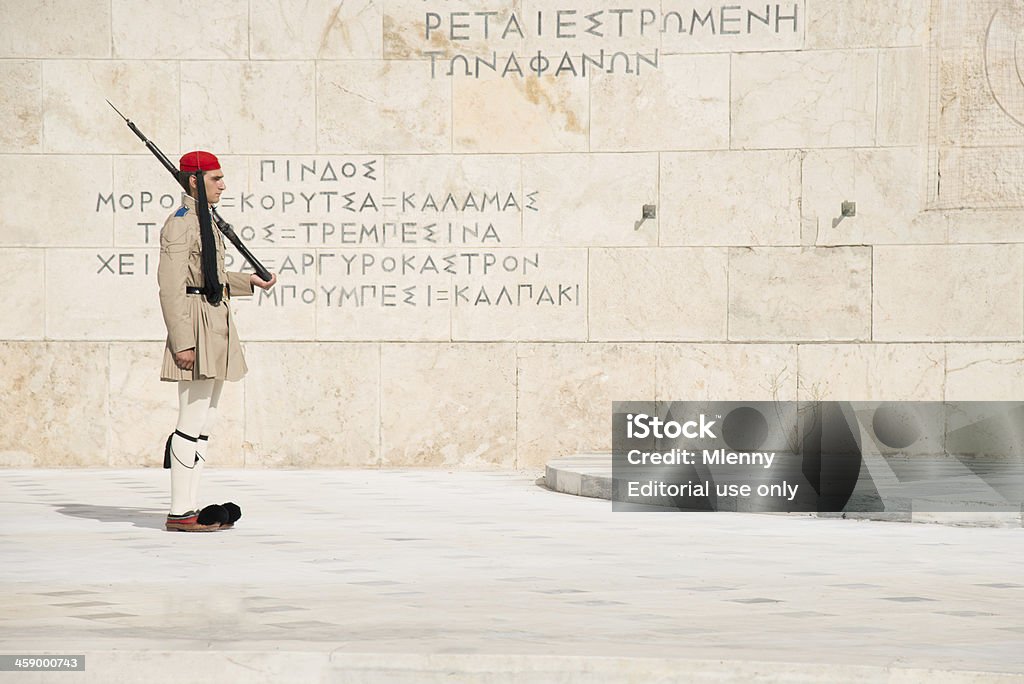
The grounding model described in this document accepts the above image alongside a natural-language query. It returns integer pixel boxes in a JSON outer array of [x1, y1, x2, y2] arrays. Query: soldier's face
[[204, 170, 226, 204]]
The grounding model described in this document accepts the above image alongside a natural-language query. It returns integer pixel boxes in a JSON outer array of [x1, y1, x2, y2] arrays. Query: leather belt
[[185, 285, 229, 299]]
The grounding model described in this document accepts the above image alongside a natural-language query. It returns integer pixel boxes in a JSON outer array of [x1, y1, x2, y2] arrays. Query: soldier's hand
[[251, 273, 277, 290], [174, 348, 196, 371]]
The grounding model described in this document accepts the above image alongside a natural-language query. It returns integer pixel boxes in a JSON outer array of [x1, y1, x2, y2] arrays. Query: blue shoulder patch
[[174, 206, 189, 217]]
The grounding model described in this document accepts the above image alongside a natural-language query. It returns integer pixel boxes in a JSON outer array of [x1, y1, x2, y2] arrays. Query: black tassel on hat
[[194, 169, 223, 305]]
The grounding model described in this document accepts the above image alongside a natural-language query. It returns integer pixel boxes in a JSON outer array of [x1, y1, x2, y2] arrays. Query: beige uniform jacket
[[157, 194, 254, 382]]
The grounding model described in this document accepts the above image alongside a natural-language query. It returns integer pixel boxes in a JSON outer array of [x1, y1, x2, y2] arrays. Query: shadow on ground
[[54, 503, 165, 530]]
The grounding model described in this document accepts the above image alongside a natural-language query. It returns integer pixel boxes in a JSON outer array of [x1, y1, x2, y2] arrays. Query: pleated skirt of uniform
[[160, 296, 247, 382]]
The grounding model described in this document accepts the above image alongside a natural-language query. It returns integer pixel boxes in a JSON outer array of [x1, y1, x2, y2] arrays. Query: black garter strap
[[163, 432, 197, 469], [168, 430, 199, 469]]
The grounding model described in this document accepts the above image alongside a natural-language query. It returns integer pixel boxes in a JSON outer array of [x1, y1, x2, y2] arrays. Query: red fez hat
[[179, 150, 220, 173]]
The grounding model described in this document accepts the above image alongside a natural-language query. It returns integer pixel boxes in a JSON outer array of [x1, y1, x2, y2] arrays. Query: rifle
[[106, 100, 273, 283]]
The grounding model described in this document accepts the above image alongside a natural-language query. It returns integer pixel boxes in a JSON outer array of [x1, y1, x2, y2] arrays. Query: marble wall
[[2, 0, 1023, 470]]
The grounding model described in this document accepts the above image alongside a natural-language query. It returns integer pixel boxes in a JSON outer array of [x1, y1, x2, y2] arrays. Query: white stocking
[[169, 379, 216, 516], [189, 380, 223, 511]]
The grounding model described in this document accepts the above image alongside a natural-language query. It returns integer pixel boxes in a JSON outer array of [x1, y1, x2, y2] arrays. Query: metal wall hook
[[635, 204, 657, 230], [832, 201, 856, 228]]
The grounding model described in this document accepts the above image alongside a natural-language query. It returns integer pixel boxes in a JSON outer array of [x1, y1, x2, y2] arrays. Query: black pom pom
[[197, 504, 229, 526], [222, 502, 242, 524]]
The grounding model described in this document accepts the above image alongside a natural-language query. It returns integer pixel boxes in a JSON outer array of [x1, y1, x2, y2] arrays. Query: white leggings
[[176, 379, 224, 438], [168, 379, 224, 515]]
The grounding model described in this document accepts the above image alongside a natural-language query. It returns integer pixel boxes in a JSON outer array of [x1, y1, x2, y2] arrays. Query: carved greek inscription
[[95, 252, 150, 276], [95, 157, 581, 315], [420, 4, 801, 78]]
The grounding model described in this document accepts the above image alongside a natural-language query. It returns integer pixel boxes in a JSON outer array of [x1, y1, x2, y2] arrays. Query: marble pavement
[[1, 468, 1022, 683]]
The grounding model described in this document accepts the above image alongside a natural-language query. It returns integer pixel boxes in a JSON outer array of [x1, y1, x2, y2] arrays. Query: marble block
[[946, 344, 1024, 400], [878, 48, 928, 147], [380, 343, 516, 467], [450, 248, 588, 341], [656, 344, 798, 401], [661, 1, 805, 54], [228, 249, 317, 342], [0, 62, 41, 151], [591, 54, 730, 151], [731, 50, 877, 149], [873, 245, 1024, 341], [522, 153, 658, 246], [107, 343, 245, 467], [797, 344, 945, 401], [112, 0, 248, 58], [45, 249, 164, 341], [958, 147, 1024, 208], [251, 0, 382, 59], [802, 148, 942, 245], [0, 0, 110, 57], [934, 49, 1021, 149], [384, 0, 524, 59], [384, 155, 524, 247], [243, 342, 379, 466], [0, 342, 109, 466], [0, 155, 113, 247], [806, 0, 927, 49], [945, 209, 1024, 245], [42, 61, 178, 154], [0, 250, 45, 339], [453, 75, 588, 153], [517, 343, 656, 468], [182, 61, 316, 154], [660, 150, 801, 246], [315, 247, 453, 341], [728, 247, 871, 342], [931, 0, 990, 51], [589, 247, 728, 341], [520, 0, 662, 55], [927, 38, 1024, 209], [318, 61, 451, 154]]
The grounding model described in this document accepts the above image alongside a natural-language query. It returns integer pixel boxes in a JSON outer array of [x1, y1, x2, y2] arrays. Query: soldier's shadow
[[54, 503, 165, 530]]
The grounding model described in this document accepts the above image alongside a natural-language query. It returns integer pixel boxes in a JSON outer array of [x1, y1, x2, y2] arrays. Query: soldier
[[159, 150, 276, 532]]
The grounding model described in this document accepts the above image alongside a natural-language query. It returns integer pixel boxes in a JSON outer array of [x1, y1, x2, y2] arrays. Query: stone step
[[544, 453, 1023, 527]]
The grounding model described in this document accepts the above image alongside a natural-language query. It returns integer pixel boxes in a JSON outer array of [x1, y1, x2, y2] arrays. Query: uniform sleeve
[[157, 216, 194, 353], [225, 271, 255, 297]]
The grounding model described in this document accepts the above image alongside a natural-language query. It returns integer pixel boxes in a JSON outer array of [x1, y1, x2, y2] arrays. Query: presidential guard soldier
[[159, 151, 276, 532]]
